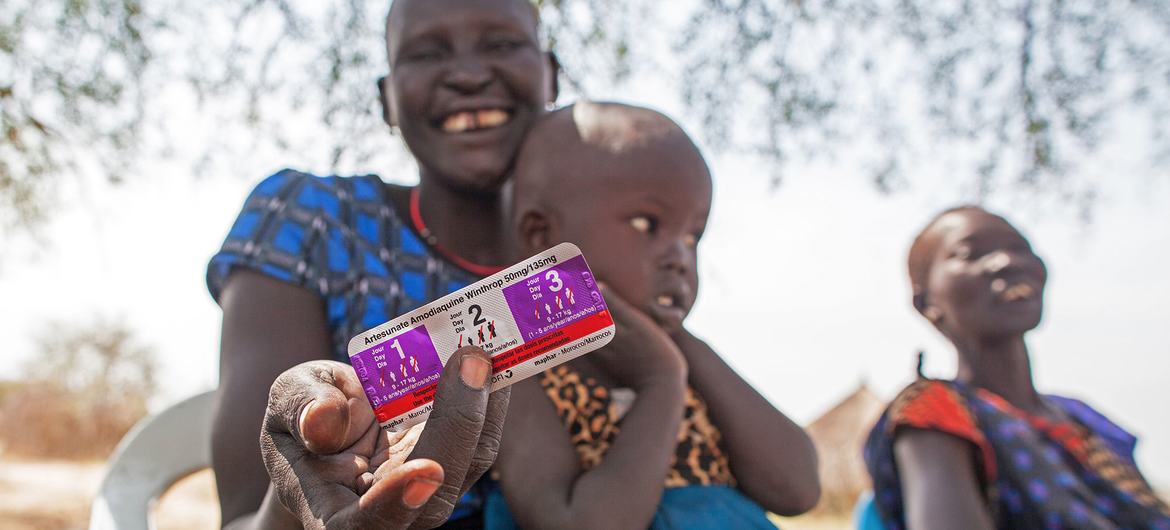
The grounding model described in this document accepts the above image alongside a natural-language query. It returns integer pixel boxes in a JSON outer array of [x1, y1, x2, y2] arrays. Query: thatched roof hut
[[805, 384, 886, 515]]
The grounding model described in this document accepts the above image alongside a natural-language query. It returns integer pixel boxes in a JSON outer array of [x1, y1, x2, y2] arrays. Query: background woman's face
[[921, 210, 1049, 341]]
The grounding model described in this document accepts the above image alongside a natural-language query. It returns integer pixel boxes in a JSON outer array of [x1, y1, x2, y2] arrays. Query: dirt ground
[[0, 459, 218, 530], [0, 453, 861, 528], [0, 457, 852, 530], [6, 455, 1162, 530], [772, 514, 851, 530]]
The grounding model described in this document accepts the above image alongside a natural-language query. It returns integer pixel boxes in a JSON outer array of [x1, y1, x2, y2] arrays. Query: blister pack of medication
[[348, 243, 615, 431]]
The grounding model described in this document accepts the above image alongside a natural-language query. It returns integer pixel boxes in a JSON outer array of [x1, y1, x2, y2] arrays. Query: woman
[[206, 0, 558, 528], [864, 206, 1170, 529]]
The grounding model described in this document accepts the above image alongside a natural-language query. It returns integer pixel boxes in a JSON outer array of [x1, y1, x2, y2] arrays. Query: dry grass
[[0, 384, 147, 460], [1, 319, 156, 460]]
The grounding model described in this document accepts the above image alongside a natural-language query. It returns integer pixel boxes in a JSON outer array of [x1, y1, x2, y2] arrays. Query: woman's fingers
[[264, 360, 375, 455], [459, 384, 511, 494], [260, 350, 509, 530], [405, 346, 495, 529], [329, 458, 445, 530]]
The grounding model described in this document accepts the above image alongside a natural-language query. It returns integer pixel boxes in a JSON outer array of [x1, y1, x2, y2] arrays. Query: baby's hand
[[592, 284, 687, 390]]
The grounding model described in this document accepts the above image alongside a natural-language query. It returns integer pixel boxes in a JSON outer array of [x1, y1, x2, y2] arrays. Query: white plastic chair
[[89, 390, 217, 530]]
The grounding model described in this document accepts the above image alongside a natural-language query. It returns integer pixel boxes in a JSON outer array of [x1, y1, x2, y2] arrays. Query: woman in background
[[864, 206, 1170, 529]]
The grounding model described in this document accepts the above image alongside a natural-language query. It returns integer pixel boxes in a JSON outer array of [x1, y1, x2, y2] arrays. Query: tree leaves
[[678, 0, 1169, 209], [2, 0, 1167, 240]]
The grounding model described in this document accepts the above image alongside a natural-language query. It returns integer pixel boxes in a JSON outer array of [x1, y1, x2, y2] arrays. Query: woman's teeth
[[657, 295, 675, 308], [1002, 284, 1034, 301], [993, 280, 1035, 302], [442, 112, 475, 133], [477, 109, 509, 128], [441, 109, 510, 133]]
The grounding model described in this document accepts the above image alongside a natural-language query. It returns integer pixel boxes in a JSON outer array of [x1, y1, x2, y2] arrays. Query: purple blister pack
[[349, 325, 442, 409]]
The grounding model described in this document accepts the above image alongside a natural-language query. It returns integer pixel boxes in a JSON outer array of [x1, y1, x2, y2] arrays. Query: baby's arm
[[496, 287, 687, 530], [671, 329, 821, 515]]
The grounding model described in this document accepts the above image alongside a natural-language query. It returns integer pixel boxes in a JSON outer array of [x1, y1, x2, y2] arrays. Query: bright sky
[[2, 2, 1168, 490]]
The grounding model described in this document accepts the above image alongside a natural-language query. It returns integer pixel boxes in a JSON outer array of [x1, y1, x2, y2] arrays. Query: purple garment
[[864, 380, 1170, 530], [1048, 396, 1138, 466]]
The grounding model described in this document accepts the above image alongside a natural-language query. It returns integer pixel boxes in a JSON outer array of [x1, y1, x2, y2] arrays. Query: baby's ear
[[544, 51, 560, 106], [377, 75, 397, 128], [517, 209, 553, 253]]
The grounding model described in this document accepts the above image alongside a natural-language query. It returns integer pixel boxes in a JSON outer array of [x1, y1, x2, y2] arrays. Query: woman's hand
[[259, 346, 508, 530]]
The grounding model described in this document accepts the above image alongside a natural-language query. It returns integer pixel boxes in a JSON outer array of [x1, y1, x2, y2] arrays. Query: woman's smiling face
[[384, 0, 554, 193], [914, 208, 1049, 341]]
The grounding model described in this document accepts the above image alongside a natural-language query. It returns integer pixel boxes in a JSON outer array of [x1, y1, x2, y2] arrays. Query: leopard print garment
[[540, 365, 736, 488]]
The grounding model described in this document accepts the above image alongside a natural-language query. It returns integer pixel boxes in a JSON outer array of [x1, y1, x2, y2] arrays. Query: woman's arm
[[894, 428, 995, 530], [671, 329, 820, 515], [215, 269, 332, 529], [496, 287, 688, 530]]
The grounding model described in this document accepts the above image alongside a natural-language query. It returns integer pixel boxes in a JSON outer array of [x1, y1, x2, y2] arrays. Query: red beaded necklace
[[409, 187, 504, 277]]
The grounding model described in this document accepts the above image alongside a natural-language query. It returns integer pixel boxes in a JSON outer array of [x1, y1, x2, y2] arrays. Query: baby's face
[[553, 140, 712, 332]]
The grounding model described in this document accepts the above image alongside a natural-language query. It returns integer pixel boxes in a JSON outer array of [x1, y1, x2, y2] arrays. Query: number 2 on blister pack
[[468, 304, 487, 326]]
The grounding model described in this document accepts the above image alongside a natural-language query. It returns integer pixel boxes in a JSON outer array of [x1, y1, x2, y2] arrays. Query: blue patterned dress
[[208, 168, 489, 524], [864, 379, 1170, 530]]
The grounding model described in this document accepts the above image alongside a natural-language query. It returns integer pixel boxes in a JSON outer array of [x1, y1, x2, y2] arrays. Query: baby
[[491, 101, 820, 529]]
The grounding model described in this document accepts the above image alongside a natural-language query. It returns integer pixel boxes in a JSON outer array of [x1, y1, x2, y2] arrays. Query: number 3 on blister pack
[[546, 270, 563, 292]]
